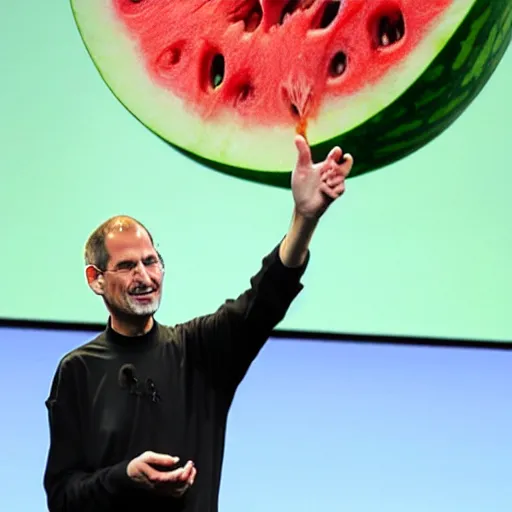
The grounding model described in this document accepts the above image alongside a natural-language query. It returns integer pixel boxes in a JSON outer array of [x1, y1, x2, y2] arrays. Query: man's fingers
[[142, 451, 179, 467], [324, 152, 354, 176], [152, 467, 184, 483], [320, 181, 344, 200], [168, 466, 196, 495], [333, 182, 346, 196], [330, 181, 346, 197], [188, 466, 197, 486], [327, 146, 342, 164], [155, 461, 195, 483], [340, 153, 354, 176], [319, 182, 335, 200], [139, 458, 197, 498], [140, 462, 166, 483], [294, 135, 312, 167], [179, 461, 194, 481], [325, 174, 344, 188]]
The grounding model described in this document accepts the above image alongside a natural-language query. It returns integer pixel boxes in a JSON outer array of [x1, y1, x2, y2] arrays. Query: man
[[43, 135, 353, 512]]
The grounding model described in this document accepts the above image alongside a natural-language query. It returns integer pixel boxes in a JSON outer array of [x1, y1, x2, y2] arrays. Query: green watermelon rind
[[71, 0, 512, 189], [312, 0, 512, 183]]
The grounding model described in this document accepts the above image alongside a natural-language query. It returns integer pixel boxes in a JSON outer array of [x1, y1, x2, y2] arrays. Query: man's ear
[[85, 265, 105, 295]]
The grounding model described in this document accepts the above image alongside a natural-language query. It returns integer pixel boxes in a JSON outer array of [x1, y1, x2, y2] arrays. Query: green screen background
[[2, 1, 511, 343]]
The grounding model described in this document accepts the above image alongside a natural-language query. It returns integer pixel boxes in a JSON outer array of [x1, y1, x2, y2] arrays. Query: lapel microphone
[[118, 363, 138, 391], [118, 364, 161, 402]]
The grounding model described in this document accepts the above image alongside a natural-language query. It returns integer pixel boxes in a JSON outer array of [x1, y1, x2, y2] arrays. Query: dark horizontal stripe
[[1, 317, 510, 351]]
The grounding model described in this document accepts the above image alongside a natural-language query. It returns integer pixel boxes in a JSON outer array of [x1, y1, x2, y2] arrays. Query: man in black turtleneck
[[42, 136, 353, 512]]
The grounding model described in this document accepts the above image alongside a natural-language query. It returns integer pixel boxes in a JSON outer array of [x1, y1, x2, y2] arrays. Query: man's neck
[[110, 315, 154, 337]]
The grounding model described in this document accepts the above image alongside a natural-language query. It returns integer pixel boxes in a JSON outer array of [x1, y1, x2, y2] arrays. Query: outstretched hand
[[291, 135, 353, 219], [127, 451, 196, 498]]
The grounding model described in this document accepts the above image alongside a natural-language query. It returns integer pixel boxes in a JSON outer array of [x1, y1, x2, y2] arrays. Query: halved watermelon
[[71, 0, 512, 187]]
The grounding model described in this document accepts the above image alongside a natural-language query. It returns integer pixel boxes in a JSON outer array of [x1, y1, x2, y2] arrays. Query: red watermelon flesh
[[71, 0, 511, 184], [112, 0, 451, 135]]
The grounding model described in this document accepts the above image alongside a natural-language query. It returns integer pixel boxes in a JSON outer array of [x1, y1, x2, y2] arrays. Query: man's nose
[[132, 262, 152, 282]]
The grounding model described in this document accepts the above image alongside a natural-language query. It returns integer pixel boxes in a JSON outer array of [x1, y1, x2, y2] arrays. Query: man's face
[[100, 226, 164, 317]]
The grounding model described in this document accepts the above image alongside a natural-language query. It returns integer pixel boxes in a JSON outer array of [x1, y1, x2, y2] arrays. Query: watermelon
[[71, 0, 512, 187]]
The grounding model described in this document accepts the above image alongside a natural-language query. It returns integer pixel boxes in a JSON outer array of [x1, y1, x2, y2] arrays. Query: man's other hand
[[127, 451, 197, 498]]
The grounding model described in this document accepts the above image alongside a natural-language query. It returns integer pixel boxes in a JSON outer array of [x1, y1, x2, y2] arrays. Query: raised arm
[[280, 135, 353, 267], [182, 136, 353, 390]]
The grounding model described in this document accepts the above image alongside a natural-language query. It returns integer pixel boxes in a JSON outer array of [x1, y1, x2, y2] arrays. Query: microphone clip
[[146, 378, 161, 403], [118, 364, 161, 403]]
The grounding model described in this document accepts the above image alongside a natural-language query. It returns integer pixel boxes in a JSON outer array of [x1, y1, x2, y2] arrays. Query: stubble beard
[[127, 297, 160, 316], [125, 294, 161, 316], [106, 292, 162, 320]]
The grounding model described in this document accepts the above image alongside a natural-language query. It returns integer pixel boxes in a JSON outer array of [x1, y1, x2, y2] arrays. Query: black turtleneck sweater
[[43, 243, 309, 512]]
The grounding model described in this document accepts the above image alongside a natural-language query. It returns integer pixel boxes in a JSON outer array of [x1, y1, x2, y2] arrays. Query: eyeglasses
[[95, 257, 164, 277]]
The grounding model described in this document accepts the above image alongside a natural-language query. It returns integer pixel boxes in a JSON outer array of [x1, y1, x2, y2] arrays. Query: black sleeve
[[43, 357, 135, 512], [181, 242, 309, 389]]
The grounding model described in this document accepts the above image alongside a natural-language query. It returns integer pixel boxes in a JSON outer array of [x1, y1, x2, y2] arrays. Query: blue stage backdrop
[[0, 325, 510, 512]]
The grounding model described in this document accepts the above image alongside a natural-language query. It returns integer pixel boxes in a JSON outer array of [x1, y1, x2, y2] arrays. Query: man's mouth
[[129, 287, 156, 297]]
